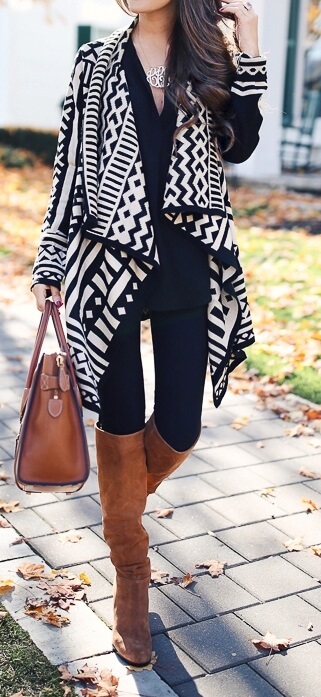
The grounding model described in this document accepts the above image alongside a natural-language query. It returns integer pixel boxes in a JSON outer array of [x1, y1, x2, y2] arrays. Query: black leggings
[[98, 305, 208, 451]]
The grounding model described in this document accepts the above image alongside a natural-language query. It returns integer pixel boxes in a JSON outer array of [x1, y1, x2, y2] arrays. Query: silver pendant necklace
[[136, 28, 169, 89]]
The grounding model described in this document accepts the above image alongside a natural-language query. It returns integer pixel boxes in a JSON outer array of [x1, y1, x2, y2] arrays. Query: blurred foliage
[[0, 128, 58, 166]]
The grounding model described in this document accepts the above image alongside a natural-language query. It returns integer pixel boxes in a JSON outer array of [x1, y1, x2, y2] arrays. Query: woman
[[32, 0, 267, 667]]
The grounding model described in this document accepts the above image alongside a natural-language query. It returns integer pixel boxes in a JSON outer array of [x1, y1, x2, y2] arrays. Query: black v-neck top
[[122, 38, 211, 311]]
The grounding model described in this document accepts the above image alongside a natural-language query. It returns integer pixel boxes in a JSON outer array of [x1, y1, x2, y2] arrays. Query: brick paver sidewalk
[[1, 300, 321, 697]]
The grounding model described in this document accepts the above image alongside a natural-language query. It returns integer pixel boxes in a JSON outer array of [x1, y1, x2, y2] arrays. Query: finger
[[32, 284, 49, 313], [50, 286, 63, 308]]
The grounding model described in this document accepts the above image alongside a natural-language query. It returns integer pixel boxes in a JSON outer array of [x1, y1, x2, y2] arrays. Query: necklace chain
[[136, 28, 169, 89]]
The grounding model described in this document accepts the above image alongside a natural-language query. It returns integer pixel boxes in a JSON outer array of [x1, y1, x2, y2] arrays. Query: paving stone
[[272, 482, 321, 514], [287, 436, 321, 456], [168, 453, 215, 479], [149, 547, 184, 578], [201, 408, 235, 427], [226, 556, 318, 601], [145, 493, 173, 515], [91, 586, 193, 635], [299, 589, 321, 612], [30, 528, 108, 567], [283, 549, 321, 579], [175, 664, 283, 697], [0, 440, 15, 458], [19, 600, 113, 664], [0, 420, 16, 439], [239, 439, 309, 463], [199, 467, 272, 496], [304, 477, 321, 495], [216, 522, 290, 562], [144, 515, 180, 546], [150, 503, 232, 539], [195, 425, 251, 449], [248, 455, 321, 486], [91, 557, 114, 584], [55, 470, 99, 500], [157, 534, 245, 572], [206, 492, 284, 526], [0, 527, 35, 561], [152, 633, 203, 687], [63, 562, 113, 602], [194, 444, 261, 470], [157, 476, 222, 507], [35, 497, 102, 532], [226, 403, 279, 422], [241, 418, 290, 441], [69, 652, 178, 696], [90, 523, 104, 541], [269, 511, 321, 546], [161, 573, 258, 621], [168, 613, 259, 673], [252, 641, 321, 697], [0, 482, 58, 508], [236, 595, 321, 643], [4, 508, 55, 538]]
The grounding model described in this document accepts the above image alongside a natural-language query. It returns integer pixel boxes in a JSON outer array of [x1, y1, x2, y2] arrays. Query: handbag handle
[[20, 300, 82, 416]]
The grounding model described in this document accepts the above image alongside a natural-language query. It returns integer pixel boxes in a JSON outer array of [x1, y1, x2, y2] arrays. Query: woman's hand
[[32, 284, 63, 312], [219, 1, 260, 57]]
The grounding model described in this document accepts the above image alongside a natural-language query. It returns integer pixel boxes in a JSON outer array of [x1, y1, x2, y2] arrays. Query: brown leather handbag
[[14, 300, 91, 493]]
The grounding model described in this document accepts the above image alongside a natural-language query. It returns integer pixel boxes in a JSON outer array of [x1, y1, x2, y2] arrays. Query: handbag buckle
[[56, 352, 66, 367]]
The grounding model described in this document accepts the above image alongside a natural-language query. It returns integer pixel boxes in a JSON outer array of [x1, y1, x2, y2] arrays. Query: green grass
[[0, 603, 75, 697], [238, 226, 321, 404]]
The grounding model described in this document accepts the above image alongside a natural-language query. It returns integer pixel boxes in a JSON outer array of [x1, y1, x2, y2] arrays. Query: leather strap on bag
[[20, 301, 81, 417]]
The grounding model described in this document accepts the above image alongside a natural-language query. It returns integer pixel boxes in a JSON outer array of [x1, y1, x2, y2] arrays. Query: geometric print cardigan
[[32, 19, 268, 414]]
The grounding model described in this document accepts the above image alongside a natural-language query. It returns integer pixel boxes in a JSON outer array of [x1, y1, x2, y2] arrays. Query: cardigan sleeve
[[31, 49, 84, 289], [220, 53, 268, 164]]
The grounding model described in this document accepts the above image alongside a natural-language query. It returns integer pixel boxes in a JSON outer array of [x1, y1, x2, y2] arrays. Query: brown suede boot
[[145, 415, 199, 495], [95, 424, 152, 666]]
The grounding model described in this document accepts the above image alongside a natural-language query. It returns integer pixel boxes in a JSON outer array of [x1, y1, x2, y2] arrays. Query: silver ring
[[243, 1, 252, 9]]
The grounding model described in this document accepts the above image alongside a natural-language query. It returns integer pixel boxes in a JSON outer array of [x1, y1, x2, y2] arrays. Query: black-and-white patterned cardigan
[[32, 20, 268, 413]]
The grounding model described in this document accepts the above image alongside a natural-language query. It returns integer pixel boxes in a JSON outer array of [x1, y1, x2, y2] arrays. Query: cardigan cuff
[[232, 53, 267, 97]]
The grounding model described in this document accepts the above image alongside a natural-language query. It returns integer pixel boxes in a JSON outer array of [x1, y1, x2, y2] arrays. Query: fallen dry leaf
[[256, 441, 265, 449], [0, 472, 11, 481], [285, 424, 315, 437], [8, 692, 24, 697], [0, 500, 23, 513], [126, 651, 157, 672], [0, 579, 15, 595], [74, 663, 99, 684], [86, 418, 95, 427], [284, 536, 305, 552], [59, 529, 82, 543], [0, 516, 12, 528], [172, 572, 196, 589], [252, 631, 291, 653], [260, 488, 276, 498], [58, 665, 74, 681], [17, 562, 45, 580], [299, 467, 321, 479], [24, 602, 70, 627], [0, 610, 8, 619], [155, 508, 174, 518], [311, 545, 321, 557], [150, 568, 170, 585], [79, 572, 92, 586], [301, 498, 319, 513], [9, 537, 27, 546], [195, 559, 227, 577], [230, 415, 250, 430]]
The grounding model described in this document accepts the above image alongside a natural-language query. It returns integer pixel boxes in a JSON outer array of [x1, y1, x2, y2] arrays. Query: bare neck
[[135, 5, 176, 44]]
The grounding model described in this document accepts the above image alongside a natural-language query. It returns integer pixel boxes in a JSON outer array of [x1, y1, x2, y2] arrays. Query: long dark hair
[[115, 0, 238, 149]]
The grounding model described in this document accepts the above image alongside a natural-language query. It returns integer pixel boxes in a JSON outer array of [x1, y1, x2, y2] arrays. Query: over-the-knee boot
[[145, 414, 199, 495], [95, 424, 152, 666]]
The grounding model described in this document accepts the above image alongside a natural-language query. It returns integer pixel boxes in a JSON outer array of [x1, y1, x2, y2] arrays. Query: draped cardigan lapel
[[80, 20, 227, 264]]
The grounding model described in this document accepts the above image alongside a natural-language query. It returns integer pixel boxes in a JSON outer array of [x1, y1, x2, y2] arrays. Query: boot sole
[[112, 643, 152, 668]]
